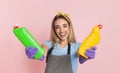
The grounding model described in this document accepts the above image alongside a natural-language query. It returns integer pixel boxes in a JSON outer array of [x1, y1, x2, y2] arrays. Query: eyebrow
[[62, 24, 67, 26], [55, 23, 68, 27]]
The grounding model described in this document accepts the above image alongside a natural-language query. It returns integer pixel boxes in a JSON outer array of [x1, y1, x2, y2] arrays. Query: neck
[[60, 40, 68, 44], [59, 40, 68, 48]]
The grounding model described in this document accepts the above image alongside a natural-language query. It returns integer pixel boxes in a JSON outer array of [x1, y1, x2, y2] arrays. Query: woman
[[25, 12, 97, 73]]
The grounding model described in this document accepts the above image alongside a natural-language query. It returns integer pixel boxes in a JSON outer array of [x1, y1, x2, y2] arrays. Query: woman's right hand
[[25, 47, 38, 59], [25, 47, 44, 60]]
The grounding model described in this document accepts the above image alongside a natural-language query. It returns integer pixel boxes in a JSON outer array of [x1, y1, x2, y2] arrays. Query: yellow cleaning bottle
[[78, 24, 103, 58]]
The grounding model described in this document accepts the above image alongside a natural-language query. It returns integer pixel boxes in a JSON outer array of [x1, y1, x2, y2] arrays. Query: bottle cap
[[98, 24, 103, 29], [14, 25, 19, 29]]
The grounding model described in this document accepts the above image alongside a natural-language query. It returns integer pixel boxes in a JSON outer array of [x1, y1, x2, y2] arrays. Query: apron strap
[[46, 47, 54, 63], [67, 43, 70, 55], [46, 43, 71, 63]]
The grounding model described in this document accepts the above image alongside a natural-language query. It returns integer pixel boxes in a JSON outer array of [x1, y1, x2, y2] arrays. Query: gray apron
[[45, 44, 73, 73]]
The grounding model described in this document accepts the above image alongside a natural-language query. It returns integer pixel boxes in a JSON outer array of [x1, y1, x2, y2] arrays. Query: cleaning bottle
[[78, 24, 103, 58], [13, 25, 45, 59]]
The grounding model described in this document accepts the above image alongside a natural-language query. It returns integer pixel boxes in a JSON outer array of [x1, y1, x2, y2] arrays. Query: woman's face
[[54, 18, 70, 41]]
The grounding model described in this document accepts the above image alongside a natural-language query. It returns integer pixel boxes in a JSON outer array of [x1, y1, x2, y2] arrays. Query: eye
[[63, 24, 68, 28], [55, 25, 60, 29]]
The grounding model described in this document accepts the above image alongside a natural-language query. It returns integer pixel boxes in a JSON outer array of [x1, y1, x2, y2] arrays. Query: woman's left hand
[[79, 46, 97, 64], [85, 46, 97, 59]]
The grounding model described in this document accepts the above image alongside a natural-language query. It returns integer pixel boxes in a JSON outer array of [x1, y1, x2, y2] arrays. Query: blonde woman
[[25, 12, 97, 73]]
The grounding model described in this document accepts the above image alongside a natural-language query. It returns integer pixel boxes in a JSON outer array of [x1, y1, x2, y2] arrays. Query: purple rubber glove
[[79, 46, 97, 64], [25, 47, 44, 61]]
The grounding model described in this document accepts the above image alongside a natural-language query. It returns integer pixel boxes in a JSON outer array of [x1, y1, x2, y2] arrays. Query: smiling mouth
[[59, 33, 66, 38]]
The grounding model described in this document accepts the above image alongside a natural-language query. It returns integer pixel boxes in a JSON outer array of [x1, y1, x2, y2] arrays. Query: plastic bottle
[[13, 25, 45, 59], [78, 24, 103, 58]]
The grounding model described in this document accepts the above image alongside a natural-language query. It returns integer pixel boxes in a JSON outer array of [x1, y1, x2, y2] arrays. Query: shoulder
[[70, 42, 81, 50], [43, 40, 52, 49], [69, 42, 81, 55]]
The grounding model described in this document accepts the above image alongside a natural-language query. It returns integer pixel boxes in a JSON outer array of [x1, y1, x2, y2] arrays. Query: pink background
[[0, 0, 120, 73]]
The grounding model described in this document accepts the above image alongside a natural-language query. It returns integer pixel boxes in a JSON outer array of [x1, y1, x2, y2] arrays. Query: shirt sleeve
[[75, 42, 81, 49], [71, 42, 81, 51], [43, 41, 52, 50]]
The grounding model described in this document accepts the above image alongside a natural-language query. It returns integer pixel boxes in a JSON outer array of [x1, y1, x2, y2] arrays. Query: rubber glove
[[79, 46, 97, 64], [25, 47, 44, 61]]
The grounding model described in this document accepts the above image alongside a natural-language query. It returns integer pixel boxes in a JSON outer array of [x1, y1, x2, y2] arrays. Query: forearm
[[42, 44, 48, 56]]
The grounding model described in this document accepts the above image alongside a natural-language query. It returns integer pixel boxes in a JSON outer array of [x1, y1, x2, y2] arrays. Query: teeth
[[60, 33, 66, 36], [61, 33, 65, 36]]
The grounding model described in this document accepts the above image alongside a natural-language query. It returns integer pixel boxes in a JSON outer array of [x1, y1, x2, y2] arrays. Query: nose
[[60, 28, 64, 33]]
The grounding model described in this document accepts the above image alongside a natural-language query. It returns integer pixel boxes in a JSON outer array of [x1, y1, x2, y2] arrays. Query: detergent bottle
[[13, 25, 45, 59], [78, 24, 103, 58]]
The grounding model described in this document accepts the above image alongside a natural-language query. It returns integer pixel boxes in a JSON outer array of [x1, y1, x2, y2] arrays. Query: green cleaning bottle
[[13, 25, 45, 59]]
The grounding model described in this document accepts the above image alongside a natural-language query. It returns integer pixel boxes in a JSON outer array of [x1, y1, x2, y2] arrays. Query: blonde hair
[[50, 12, 76, 46]]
